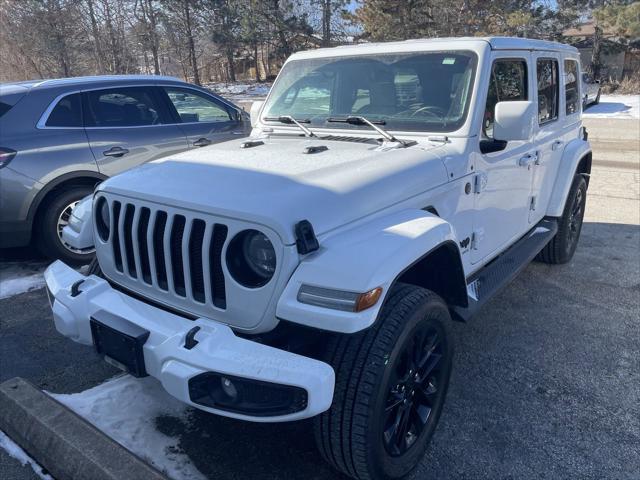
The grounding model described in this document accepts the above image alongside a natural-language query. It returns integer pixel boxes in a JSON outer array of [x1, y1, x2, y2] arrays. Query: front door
[[83, 86, 188, 177], [160, 87, 247, 149], [471, 53, 536, 264]]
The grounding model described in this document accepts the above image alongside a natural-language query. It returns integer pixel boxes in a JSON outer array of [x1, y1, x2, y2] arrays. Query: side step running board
[[453, 218, 558, 321]]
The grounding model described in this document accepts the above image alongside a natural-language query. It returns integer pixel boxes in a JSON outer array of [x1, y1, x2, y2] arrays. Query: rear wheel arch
[[388, 241, 468, 313], [575, 152, 592, 188]]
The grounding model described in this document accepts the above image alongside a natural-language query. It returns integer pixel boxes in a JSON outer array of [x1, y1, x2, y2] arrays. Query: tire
[[594, 90, 600, 105], [314, 284, 453, 480], [35, 186, 95, 266], [537, 174, 587, 264]]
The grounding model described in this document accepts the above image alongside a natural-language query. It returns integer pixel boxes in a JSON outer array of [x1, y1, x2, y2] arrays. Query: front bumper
[[44, 261, 335, 422]]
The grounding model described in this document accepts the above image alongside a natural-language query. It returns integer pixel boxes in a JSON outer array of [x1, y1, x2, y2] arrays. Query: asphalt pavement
[[0, 117, 638, 480]]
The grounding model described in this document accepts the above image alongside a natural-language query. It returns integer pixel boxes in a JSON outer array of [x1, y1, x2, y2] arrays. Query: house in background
[[563, 20, 640, 80]]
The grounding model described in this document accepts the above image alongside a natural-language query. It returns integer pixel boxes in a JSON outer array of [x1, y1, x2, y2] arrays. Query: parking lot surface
[[0, 116, 638, 479]]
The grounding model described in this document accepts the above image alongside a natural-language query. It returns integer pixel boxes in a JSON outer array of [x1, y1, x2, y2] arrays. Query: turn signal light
[[355, 287, 383, 312]]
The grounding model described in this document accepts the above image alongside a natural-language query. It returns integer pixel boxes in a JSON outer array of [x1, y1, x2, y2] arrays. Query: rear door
[[159, 87, 247, 149], [529, 53, 564, 224], [83, 86, 188, 176]]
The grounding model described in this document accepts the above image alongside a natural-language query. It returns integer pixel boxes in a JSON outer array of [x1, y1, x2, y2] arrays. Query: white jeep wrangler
[[46, 37, 591, 479]]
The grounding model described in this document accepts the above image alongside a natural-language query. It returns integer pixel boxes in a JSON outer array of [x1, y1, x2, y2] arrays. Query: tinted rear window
[[84, 87, 166, 127], [46, 93, 82, 127], [0, 102, 12, 118]]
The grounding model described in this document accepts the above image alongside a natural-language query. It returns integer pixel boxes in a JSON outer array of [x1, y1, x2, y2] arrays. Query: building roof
[[564, 20, 616, 38]]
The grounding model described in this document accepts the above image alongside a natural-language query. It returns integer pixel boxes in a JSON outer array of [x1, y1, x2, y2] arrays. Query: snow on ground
[[50, 375, 205, 480], [205, 81, 271, 107], [0, 430, 53, 480], [583, 95, 640, 119], [0, 261, 48, 300], [0, 259, 92, 300]]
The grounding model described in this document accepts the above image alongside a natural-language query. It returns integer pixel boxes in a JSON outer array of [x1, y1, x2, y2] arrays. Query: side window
[[483, 59, 528, 139], [165, 88, 231, 123], [84, 88, 165, 127], [564, 59, 580, 115], [46, 93, 82, 127], [537, 59, 559, 124]]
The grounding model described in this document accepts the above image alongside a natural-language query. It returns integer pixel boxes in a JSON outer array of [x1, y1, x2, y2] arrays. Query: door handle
[[103, 146, 129, 157], [519, 152, 539, 168], [193, 137, 212, 147], [552, 140, 564, 151]]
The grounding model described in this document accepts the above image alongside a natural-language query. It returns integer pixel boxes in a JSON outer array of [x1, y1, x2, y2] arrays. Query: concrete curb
[[0, 377, 170, 480]]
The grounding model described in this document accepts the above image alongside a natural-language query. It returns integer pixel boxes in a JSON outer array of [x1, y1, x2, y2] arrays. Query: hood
[[99, 136, 450, 245]]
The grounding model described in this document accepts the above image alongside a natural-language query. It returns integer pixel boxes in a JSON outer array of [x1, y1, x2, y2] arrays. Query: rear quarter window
[[45, 93, 82, 127], [0, 102, 12, 118], [564, 59, 580, 115]]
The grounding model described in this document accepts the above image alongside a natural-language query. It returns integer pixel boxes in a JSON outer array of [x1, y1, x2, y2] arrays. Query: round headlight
[[95, 197, 110, 241], [226, 230, 276, 288]]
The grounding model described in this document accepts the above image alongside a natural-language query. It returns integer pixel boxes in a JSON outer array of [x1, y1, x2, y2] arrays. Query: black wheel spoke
[[384, 403, 410, 454], [418, 352, 442, 382], [383, 323, 448, 457], [385, 391, 404, 412], [412, 402, 432, 427]]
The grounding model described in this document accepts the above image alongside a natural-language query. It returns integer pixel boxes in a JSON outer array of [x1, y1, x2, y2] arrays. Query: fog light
[[221, 377, 238, 400], [189, 372, 308, 417]]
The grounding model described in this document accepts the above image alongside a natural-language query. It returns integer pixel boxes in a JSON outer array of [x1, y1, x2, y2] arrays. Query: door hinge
[[529, 196, 537, 211], [473, 173, 487, 193], [471, 229, 484, 250]]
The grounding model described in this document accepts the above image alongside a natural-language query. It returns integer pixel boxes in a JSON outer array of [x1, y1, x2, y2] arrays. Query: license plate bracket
[[90, 311, 150, 378]]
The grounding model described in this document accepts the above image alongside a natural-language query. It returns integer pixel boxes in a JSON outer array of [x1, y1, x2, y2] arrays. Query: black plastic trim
[[294, 220, 319, 255], [452, 218, 558, 321], [90, 311, 150, 377], [188, 371, 308, 417]]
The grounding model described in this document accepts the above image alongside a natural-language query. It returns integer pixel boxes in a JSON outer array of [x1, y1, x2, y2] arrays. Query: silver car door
[[160, 87, 248, 149], [83, 86, 188, 177]]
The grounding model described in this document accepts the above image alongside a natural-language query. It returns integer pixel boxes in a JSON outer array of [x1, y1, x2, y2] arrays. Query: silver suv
[[0, 75, 249, 264]]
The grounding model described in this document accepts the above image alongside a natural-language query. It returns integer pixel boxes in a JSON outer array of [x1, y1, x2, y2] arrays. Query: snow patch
[[0, 271, 46, 299], [50, 375, 205, 480], [0, 258, 50, 300], [206, 82, 271, 97], [205, 82, 271, 107], [0, 430, 53, 480], [0, 261, 92, 300], [583, 95, 640, 119]]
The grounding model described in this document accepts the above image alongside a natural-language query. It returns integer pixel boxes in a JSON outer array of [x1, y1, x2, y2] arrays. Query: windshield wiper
[[263, 115, 316, 137], [327, 116, 403, 143]]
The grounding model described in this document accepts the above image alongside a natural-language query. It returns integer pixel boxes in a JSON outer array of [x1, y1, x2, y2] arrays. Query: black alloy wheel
[[383, 322, 447, 457]]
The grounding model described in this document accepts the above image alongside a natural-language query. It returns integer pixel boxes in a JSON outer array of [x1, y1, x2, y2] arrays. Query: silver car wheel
[[57, 201, 95, 255]]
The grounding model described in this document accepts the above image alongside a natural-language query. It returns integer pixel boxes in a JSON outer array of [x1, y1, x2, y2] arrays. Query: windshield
[[262, 51, 477, 133]]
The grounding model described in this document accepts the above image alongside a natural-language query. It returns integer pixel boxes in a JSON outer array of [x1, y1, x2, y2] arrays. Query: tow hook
[[184, 326, 201, 350], [70, 279, 84, 297]]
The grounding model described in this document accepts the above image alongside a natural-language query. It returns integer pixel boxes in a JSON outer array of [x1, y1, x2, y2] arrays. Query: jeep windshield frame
[[261, 50, 478, 134]]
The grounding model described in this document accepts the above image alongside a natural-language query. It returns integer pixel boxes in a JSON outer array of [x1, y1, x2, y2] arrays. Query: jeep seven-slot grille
[[109, 201, 228, 309]]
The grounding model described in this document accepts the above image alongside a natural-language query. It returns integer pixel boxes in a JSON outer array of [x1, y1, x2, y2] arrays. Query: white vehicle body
[[46, 38, 592, 427]]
